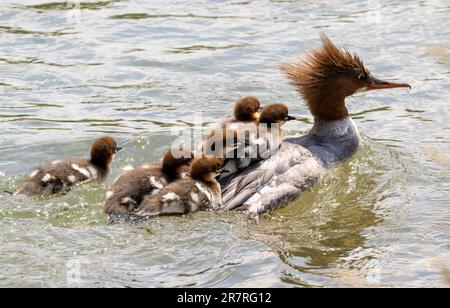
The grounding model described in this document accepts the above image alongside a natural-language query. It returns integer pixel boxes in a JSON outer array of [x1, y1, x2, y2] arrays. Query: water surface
[[0, 0, 449, 287]]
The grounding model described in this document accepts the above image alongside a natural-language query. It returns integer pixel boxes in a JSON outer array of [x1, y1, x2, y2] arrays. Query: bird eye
[[358, 73, 366, 81]]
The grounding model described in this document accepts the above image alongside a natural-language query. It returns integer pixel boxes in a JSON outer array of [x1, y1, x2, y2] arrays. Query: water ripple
[[24, 1, 122, 11], [0, 0, 449, 288]]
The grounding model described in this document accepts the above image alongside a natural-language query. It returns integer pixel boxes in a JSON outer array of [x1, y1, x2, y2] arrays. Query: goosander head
[[234, 96, 262, 122], [258, 103, 296, 125], [90, 137, 121, 167], [161, 147, 193, 179], [282, 33, 411, 122], [189, 157, 229, 183]]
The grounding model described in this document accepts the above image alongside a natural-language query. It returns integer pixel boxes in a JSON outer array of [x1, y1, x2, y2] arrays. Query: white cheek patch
[[122, 165, 135, 171], [42, 173, 54, 183], [148, 176, 164, 189], [68, 175, 77, 184], [162, 192, 180, 202], [29, 170, 39, 178], [105, 191, 114, 199], [71, 164, 91, 179]]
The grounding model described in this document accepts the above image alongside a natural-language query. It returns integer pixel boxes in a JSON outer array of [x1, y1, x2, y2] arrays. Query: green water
[[0, 0, 449, 287]]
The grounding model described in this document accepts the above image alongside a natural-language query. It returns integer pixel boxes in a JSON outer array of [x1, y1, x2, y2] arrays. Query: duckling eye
[[358, 73, 366, 81]]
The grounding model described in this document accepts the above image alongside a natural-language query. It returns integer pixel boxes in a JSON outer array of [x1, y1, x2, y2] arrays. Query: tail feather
[[135, 196, 163, 217], [14, 181, 44, 197], [104, 197, 133, 216]]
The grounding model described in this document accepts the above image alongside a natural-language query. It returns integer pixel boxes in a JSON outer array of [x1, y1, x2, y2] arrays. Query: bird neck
[[90, 156, 110, 169], [310, 116, 356, 138], [308, 91, 349, 122]]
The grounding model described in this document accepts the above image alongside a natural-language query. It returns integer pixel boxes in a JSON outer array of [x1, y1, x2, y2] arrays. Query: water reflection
[[425, 44, 450, 67], [0, 26, 73, 37], [25, 1, 122, 11], [250, 140, 407, 286], [110, 13, 255, 20], [423, 145, 450, 167], [168, 44, 251, 54], [0, 0, 449, 287]]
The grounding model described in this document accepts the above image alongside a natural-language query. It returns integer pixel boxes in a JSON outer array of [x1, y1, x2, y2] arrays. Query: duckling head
[[258, 103, 296, 126], [234, 96, 262, 122], [162, 147, 194, 180], [189, 157, 229, 183], [90, 137, 121, 167]]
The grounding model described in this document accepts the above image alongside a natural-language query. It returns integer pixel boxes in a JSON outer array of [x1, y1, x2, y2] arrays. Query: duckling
[[134, 157, 228, 217], [227, 103, 296, 171], [223, 96, 262, 126], [201, 96, 261, 157], [104, 148, 193, 216], [15, 137, 121, 197]]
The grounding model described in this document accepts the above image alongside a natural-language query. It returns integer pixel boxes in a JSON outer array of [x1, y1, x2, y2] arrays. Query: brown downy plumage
[[135, 157, 227, 217], [227, 103, 295, 171], [201, 103, 296, 173], [15, 137, 120, 197], [233, 96, 262, 122], [202, 97, 262, 158], [254, 103, 295, 151], [281, 33, 410, 122], [104, 147, 193, 216], [258, 103, 295, 126]]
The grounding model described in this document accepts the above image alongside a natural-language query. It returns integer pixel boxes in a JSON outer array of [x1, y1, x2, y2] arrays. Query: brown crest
[[281, 34, 371, 121]]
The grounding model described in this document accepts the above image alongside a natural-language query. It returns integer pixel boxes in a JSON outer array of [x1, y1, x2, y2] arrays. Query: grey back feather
[[220, 118, 360, 214]]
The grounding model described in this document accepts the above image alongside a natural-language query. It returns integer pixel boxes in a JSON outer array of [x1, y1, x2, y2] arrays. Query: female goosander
[[134, 157, 228, 217], [220, 34, 411, 215], [15, 137, 121, 197], [104, 147, 193, 216]]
